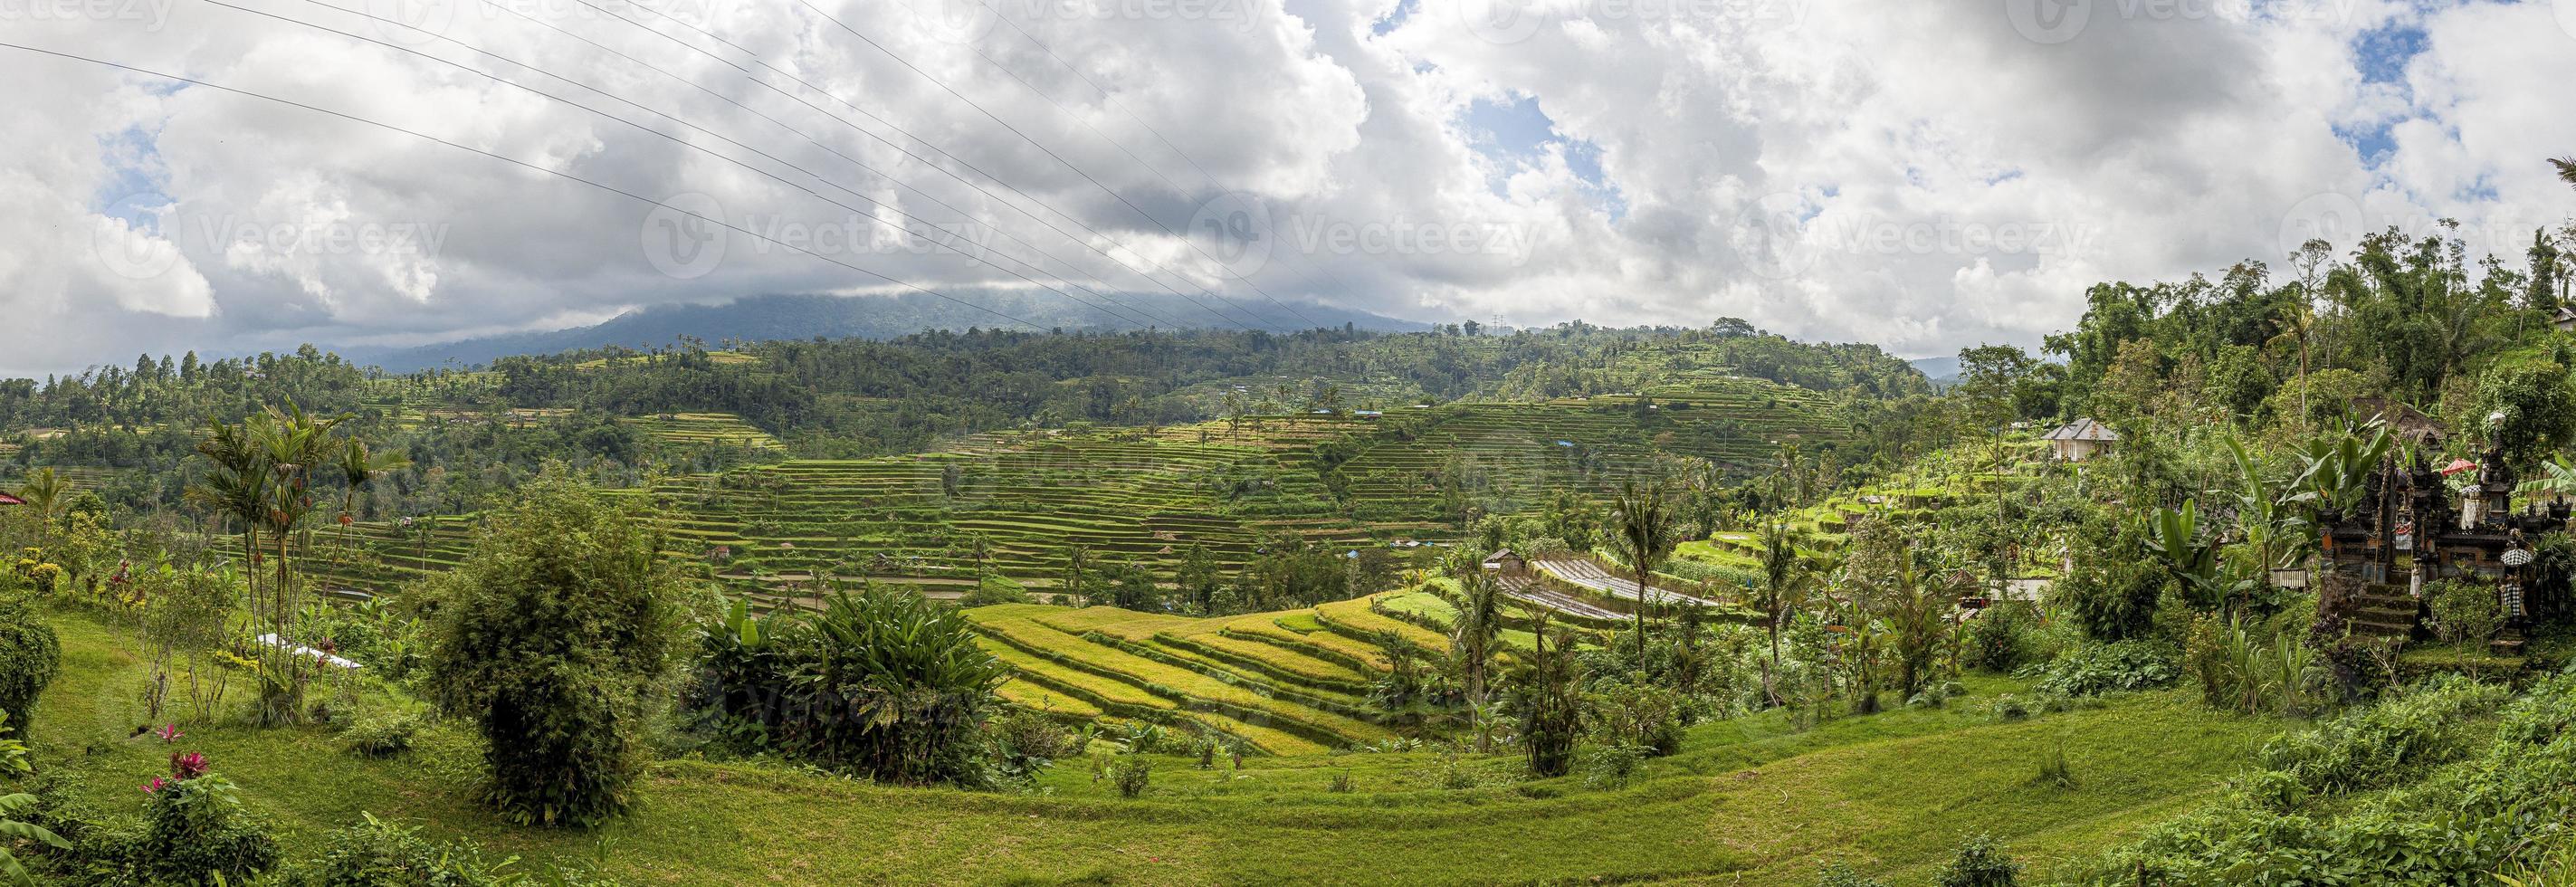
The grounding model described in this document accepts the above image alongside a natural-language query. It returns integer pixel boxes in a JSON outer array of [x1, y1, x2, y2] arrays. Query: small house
[[2556, 307, 2576, 333], [2349, 396, 2445, 445], [2042, 418, 2120, 462], [1482, 549, 1527, 575]]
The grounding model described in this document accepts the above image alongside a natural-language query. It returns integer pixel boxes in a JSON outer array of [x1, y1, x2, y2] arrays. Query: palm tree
[[335, 440, 409, 557], [1442, 567, 1507, 722], [1751, 519, 1812, 707], [1062, 543, 1092, 606], [13, 468, 66, 523], [1608, 480, 1677, 660], [186, 416, 274, 641], [2555, 157, 2576, 189]]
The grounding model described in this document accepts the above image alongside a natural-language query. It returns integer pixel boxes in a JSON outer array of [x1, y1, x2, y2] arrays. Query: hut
[[1481, 549, 1527, 575], [2042, 418, 2119, 463]]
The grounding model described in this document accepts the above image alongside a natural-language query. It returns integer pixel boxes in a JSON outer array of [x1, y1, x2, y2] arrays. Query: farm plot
[[1537, 558, 1729, 609], [966, 605, 1397, 753]]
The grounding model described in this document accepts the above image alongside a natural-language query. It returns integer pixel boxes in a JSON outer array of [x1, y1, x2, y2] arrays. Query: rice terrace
[[5, 1, 2576, 885]]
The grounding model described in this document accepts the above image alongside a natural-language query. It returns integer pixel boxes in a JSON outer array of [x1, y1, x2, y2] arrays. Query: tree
[[1751, 520, 1812, 706], [1608, 480, 1677, 659], [1876, 550, 1956, 700], [2476, 358, 2576, 472], [1442, 566, 1506, 719], [11, 469, 63, 522], [425, 471, 684, 827], [2555, 156, 2576, 189], [1506, 616, 1585, 777], [335, 439, 410, 555], [1177, 544, 1221, 615], [1061, 543, 1092, 606]]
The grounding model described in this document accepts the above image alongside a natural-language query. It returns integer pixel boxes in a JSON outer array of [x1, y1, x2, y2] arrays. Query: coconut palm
[[1441, 566, 1507, 718], [335, 439, 411, 556], [1751, 520, 1814, 707], [13, 468, 65, 521], [2555, 157, 2576, 189], [186, 416, 274, 638], [1608, 480, 1678, 660]]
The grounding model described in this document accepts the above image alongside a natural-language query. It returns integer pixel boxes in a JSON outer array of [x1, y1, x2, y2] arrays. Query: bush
[[1934, 834, 2022, 887], [2250, 675, 2510, 800], [341, 711, 425, 758], [1110, 756, 1151, 798], [2052, 517, 2166, 643], [1580, 744, 1646, 790], [956, 575, 1033, 608], [687, 588, 1011, 787], [2028, 640, 2178, 697], [1818, 861, 1886, 887], [1962, 602, 2038, 672], [424, 472, 685, 827], [2427, 579, 2504, 645], [1587, 673, 1684, 757], [295, 813, 510, 885], [0, 596, 61, 731], [124, 768, 280, 886]]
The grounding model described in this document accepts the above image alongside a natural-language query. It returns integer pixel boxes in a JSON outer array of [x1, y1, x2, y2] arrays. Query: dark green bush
[[340, 711, 425, 758], [2028, 640, 2178, 697], [424, 472, 685, 827], [2427, 578, 2504, 645], [296, 814, 510, 885], [1962, 602, 2038, 672], [1933, 834, 2021, 887], [2251, 674, 2510, 800], [1818, 861, 1887, 887], [2051, 517, 2166, 643], [687, 587, 1009, 787], [0, 596, 61, 730]]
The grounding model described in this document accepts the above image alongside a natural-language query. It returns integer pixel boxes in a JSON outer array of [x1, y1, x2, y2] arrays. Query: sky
[[1, 0, 2572, 377]]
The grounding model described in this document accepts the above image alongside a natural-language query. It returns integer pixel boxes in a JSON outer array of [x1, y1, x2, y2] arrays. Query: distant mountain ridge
[[338, 292, 1432, 372]]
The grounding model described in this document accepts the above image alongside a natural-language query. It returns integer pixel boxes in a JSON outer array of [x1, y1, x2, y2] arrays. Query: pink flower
[[155, 723, 184, 745], [142, 777, 167, 795], [169, 751, 209, 781]]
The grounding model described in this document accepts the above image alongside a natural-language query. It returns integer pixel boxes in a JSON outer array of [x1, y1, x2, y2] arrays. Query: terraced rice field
[[1331, 378, 1845, 522], [966, 599, 1426, 755], [1536, 558, 1729, 609], [630, 412, 782, 451]]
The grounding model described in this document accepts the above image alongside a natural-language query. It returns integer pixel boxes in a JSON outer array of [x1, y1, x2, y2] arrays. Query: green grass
[[25, 606, 2280, 886]]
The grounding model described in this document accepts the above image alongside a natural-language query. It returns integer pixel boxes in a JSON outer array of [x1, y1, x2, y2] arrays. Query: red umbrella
[[2440, 459, 2478, 476], [0, 492, 22, 507]]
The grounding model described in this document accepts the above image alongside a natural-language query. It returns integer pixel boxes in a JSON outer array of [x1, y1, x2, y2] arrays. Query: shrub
[[424, 472, 685, 827], [131, 768, 280, 886], [688, 588, 1011, 787], [2029, 640, 2178, 697], [1328, 772, 1354, 793], [1818, 861, 1887, 887], [295, 813, 510, 885], [1962, 602, 2038, 672], [989, 709, 1079, 763], [1587, 672, 1684, 757], [2052, 517, 2166, 643], [2250, 675, 2510, 799], [0, 596, 61, 731], [341, 711, 425, 758], [1110, 756, 1151, 798], [1990, 694, 2029, 720], [956, 575, 1033, 608], [1580, 744, 1646, 790], [2427, 579, 2504, 645], [1934, 834, 2022, 887]]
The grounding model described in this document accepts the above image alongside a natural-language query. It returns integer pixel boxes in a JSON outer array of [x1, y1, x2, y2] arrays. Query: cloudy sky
[[2, 0, 2572, 377]]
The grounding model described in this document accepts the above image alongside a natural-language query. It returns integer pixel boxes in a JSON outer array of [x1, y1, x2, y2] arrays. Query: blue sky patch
[[1460, 93, 1622, 218]]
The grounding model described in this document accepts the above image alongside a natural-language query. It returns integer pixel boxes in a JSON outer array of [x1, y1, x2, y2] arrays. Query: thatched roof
[[2350, 397, 2444, 443]]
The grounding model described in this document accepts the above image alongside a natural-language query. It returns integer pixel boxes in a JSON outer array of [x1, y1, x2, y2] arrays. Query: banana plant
[[2139, 500, 2229, 610], [2288, 423, 2395, 521], [2515, 454, 2576, 504]]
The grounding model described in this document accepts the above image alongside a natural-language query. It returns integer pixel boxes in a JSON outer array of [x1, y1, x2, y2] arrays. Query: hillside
[[24, 605, 2276, 885]]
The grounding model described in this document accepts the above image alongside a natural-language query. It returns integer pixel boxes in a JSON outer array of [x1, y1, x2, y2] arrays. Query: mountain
[[1909, 356, 1961, 389], [339, 292, 1433, 372]]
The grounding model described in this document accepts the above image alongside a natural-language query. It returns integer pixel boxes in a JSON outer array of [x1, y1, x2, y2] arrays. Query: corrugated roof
[[2043, 418, 2119, 442]]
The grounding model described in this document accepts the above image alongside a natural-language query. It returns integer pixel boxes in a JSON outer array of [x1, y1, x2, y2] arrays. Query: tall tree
[[1608, 480, 1677, 659], [1751, 520, 1812, 707]]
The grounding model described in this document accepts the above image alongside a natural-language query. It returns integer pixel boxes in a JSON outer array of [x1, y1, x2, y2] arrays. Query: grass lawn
[[24, 608, 2276, 885]]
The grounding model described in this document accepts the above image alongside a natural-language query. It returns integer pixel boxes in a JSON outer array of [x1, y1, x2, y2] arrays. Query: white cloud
[[0, 0, 2568, 376]]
